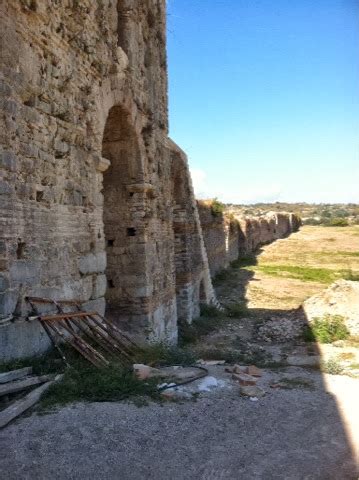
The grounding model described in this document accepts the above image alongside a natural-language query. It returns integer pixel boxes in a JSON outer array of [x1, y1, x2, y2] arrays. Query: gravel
[[0, 367, 357, 480]]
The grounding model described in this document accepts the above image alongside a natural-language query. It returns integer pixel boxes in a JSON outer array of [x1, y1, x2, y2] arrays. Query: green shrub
[[303, 315, 349, 343], [230, 255, 257, 268], [303, 218, 321, 226], [327, 217, 349, 227], [200, 304, 224, 318], [343, 269, 359, 281], [137, 344, 197, 366], [226, 301, 248, 318], [321, 358, 344, 375], [212, 268, 236, 286], [210, 198, 225, 217], [178, 305, 226, 345]]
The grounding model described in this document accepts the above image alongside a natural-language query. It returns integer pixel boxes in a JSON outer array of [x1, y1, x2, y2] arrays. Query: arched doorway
[[101, 105, 146, 327]]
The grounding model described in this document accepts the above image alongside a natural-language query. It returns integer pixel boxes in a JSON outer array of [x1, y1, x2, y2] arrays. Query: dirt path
[[1, 226, 358, 479]]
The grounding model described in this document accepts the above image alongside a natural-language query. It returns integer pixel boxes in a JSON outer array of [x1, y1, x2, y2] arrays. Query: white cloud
[[190, 168, 207, 196]]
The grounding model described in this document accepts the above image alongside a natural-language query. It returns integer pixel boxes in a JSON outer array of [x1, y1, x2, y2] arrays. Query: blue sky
[[167, 0, 359, 204]]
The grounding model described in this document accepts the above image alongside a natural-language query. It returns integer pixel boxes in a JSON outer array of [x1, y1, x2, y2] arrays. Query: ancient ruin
[[0, 1, 300, 361], [197, 202, 301, 276]]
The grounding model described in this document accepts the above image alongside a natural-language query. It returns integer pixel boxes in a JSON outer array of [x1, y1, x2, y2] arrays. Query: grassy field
[[244, 225, 359, 310]]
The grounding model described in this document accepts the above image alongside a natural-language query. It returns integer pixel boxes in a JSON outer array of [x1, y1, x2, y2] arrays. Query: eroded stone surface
[[0, 2, 301, 361], [0, 0, 216, 359], [198, 203, 301, 277]]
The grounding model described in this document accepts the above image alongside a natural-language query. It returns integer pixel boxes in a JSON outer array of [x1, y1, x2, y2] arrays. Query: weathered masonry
[[197, 202, 301, 277], [0, 0, 216, 360]]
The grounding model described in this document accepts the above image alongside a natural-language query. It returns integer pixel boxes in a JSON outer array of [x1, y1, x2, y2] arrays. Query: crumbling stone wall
[[198, 203, 301, 277], [0, 0, 215, 360]]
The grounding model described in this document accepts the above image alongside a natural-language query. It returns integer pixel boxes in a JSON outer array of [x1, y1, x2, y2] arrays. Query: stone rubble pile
[[256, 314, 306, 343], [303, 280, 359, 336]]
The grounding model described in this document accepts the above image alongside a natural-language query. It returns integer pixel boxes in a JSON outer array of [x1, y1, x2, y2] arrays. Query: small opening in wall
[[108, 279, 115, 289], [107, 239, 115, 247], [16, 241, 26, 259], [36, 191, 44, 202], [127, 227, 136, 237], [129, 192, 134, 197]]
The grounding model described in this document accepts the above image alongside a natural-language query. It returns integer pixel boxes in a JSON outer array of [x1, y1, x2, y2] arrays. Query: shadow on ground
[[0, 250, 357, 479]]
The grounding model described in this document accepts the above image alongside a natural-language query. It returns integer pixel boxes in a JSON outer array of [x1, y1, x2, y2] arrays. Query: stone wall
[[0, 0, 215, 360], [198, 202, 301, 277]]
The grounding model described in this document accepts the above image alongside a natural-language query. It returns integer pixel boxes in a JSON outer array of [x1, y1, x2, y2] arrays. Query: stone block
[[94, 155, 111, 172], [0, 274, 10, 292], [0, 241, 6, 255], [0, 151, 17, 172], [232, 372, 257, 386], [0, 79, 11, 96], [79, 252, 106, 275], [0, 319, 51, 361], [92, 274, 107, 299], [82, 297, 106, 316], [0, 290, 18, 317], [247, 365, 263, 377], [9, 261, 40, 283], [240, 385, 265, 398], [0, 181, 13, 195]]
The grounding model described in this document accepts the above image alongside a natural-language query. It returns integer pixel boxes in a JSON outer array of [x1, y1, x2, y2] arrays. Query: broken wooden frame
[[26, 297, 141, 368]]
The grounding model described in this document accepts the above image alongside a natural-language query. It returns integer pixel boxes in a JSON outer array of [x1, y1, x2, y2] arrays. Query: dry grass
[[244, 226, 359, 310]]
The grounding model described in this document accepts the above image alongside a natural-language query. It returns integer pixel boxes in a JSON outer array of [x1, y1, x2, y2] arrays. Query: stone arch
[[169, 140, 216, 324], [101, 104, 147, 323]]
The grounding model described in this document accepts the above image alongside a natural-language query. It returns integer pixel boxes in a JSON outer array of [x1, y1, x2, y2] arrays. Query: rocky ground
[[1, 226, 358, 479], [0, 364, 358, 480]]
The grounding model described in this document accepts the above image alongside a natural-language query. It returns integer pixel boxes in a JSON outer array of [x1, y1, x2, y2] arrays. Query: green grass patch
[[257, 264, 352, 284], [303, 315, 349, 344], [230, 255, 257, 269], [1, 344, 200, 409], [225, 301, 248, 318], [335, 251, 359, 258], [348, 363, 359, 370], [41, 361, 161, 409], [178, 306, 227, 346], [0, 348, 72, 376]]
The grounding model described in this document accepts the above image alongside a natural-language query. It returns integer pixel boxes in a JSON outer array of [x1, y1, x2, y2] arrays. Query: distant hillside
[[225, 202, 359, 226]]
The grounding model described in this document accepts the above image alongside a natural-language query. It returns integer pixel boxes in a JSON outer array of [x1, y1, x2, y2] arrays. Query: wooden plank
[[40, 311, 98, 321], [26, 296, 82, 305], [88, 315, 137, 355], [47, 322, 106, 368], [72, 317, 128, 362], [0, 374, 63, 429], [0, 367, 33, 384], [59, 320, 109, 367], [0, 374, 55, 397], [94, 313, 140, 350]]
